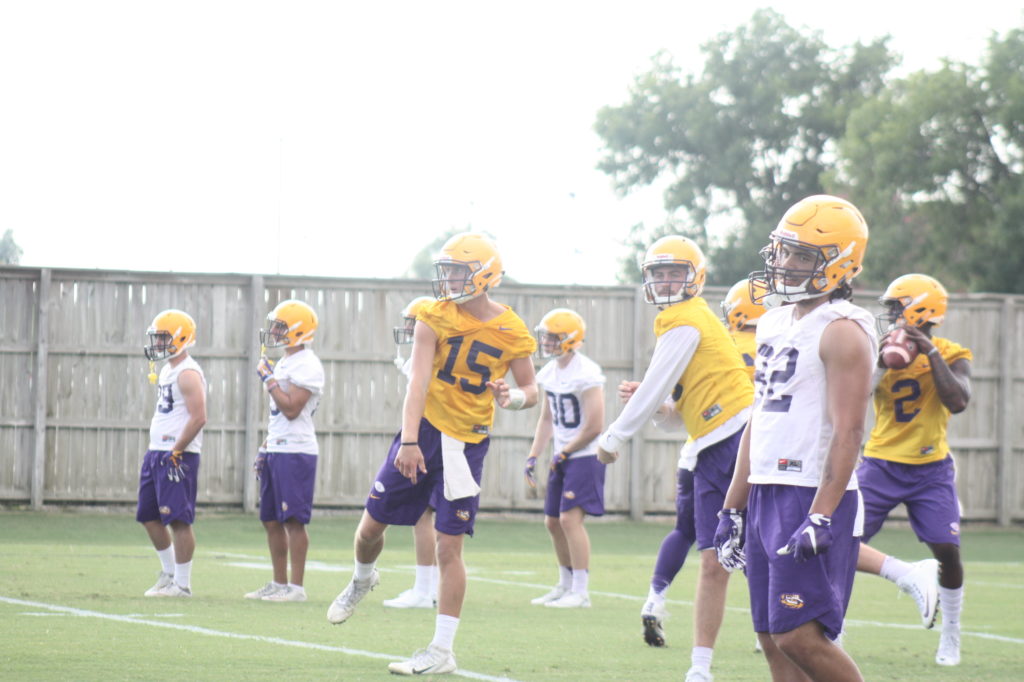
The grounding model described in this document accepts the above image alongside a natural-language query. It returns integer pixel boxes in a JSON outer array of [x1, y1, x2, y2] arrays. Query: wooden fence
[[1, 266, 1021, 524]]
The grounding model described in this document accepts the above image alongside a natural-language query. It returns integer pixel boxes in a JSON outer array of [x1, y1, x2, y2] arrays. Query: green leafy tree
[[0, 229, 22, 265], [595, 9, 897, 283], [836, 26, 1024, 293]]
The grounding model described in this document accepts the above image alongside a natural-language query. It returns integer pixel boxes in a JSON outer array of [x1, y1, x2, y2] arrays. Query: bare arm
[[810, 318, 874, 517], [560, 385, 605, 454], [900, 326, 971, 412], [267, 383, 312, 420], [488, 356, 539, 409], [722, 419, 753, 510], [174, 369, 207, 452], [528, 389, 554, 458], [394, 320, 438, 483]]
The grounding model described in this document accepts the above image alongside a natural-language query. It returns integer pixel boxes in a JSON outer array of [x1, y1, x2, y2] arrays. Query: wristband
[[927, 347, 941, 357], [400, 441, 418, 446], [265, 380, 279, 392], [506, 388, 526, 410]]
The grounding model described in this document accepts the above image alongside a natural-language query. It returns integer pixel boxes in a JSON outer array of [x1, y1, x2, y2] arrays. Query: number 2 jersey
[[267, 348, 325, 454], [535, 352, 606, 457], [748, 299, 877, 489], [864, 336, 972, 465], [418, 300, 537, 443], [148, 356, 206, 453]]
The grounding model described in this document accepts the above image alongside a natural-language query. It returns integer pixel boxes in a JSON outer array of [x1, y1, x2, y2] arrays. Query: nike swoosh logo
[[498, 326, 511, 331], [801, 526, 817, 553]]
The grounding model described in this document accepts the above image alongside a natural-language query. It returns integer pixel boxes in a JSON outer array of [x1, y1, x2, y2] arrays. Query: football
[[881, 328, 919, 370]]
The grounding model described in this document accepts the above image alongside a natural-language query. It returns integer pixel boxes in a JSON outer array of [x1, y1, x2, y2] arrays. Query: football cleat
[[154, 582, 192, 598], [327, 569, 379, 624], [387, 645, 457, 676], [244, 582, 284, 600], [896, 559, 939, 628], [684, 667, 713, 682], [641, 600, 669, 647], [144, 571, 174, 597], [935, 627, 961, 666], [264, 585, 307, 602], [530, 584, 568, 605], [544, 591, 591, 609], [382, 588, 435, 609]]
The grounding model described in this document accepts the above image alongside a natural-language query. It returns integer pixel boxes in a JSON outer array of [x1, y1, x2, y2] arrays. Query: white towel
[[441, 433, 481, 501]]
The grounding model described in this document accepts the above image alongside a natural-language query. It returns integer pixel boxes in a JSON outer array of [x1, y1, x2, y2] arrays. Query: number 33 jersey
[[419, 300, 537, 443], [536, 352, 606, 457], [864, 337, 972, 465], [748, 299, 876, 489], [148, 356, 206, 453]]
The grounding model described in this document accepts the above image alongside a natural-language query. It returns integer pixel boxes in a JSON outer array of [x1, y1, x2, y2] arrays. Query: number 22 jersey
[[418, 300, 537, 443]]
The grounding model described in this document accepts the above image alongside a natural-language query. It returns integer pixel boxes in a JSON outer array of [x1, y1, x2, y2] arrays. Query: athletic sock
[[558, 565, 573, 589], [880, 555, 913, 583], [938, 585, 963, 628], [156, 546, 175, 574], [414, 564, 433, 596], [430, 614, 460, 651], [646, 586, 667, 606], [174, 560, 192, 589], [691, 646, 713, 671], [353, 559, 376, 581], [571, 568, 589, 595]]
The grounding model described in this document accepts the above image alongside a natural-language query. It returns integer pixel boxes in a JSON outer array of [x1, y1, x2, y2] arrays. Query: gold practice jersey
[[654, 297, 754, 441], [864, 336, 972, 465], [730, 328, 757, 383], [418, 300, 536, 443]]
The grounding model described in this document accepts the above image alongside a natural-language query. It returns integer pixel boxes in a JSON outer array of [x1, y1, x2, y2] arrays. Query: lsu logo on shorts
[[564, 491, 576, 500], [779, 593, 805, 609], [456, 509, 470, 522], [159, 506, 172, 516]]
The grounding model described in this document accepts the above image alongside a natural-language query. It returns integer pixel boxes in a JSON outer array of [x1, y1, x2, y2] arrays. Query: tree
[[835, 26, 1024, 293], [595, 9, 897, 283], [0, 230, 22, 265]]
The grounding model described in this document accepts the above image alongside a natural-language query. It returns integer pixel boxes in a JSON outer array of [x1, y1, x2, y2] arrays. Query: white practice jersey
[[267, 348, 325, 454], [748, 299, 876, 489], [536, 352, 606, 457], [148, 356, 206, 452]]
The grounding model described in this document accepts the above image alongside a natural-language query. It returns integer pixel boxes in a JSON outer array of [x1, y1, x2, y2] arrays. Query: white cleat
[[244, 582, 284, 600], [935, 627, 961, 666], [387, 644, 457, 676], [684, 667, 713, 682], [264, 585, 307, 602], [382, 588, 435, 609], [641, 600, 669, 647], [544, 591, 591, 608], [530, 584, 568, 605], [327, 570, 379, 624], [144, 571, 174, 597], [896, 559, 939, 628], [154, 582, 192, 598]]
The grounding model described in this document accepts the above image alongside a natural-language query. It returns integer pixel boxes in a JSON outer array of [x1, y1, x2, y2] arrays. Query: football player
[[856, 274, 971, 666], [138, 309, 207, 597], [382, 295, 440, 609], [716, 195, 875, 682], [245, 300, 325, 603], [327, 232, 537, 677], [526, 308, 606, 609], [597, 236, 753, 681], [721, 278, 770, 381]]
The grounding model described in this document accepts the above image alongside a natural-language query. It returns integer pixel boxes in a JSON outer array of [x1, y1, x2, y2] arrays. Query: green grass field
[[0, 509, 1020, 680]]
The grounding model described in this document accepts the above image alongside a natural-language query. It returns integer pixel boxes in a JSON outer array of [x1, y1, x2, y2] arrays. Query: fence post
[[629, 287, 646, 521], [31, 268, 50, 510], [241, 274, 265, 513], [997, 297, 1015, 526]]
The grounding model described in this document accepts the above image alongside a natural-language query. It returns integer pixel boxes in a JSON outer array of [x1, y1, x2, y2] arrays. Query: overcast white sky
[[2, 2, 1020, 285]]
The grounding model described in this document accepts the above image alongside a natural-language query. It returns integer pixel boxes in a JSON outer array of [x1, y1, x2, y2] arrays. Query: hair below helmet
[[535, 308, 586, 357], [261, 300, 318, 348]]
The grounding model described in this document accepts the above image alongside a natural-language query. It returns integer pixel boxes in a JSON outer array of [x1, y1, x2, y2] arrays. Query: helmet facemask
[[759, 237, 847, 303], [144, 330, 177, 361], [875, 299, 906, 334], [642, 263, 699, 307], [260, 318, 294, 349], [432, 260, 491, 303], [393, 316, 416, 345]]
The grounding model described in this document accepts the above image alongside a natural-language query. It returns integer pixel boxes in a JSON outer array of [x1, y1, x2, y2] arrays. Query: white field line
[[0, 596, 521, 682]]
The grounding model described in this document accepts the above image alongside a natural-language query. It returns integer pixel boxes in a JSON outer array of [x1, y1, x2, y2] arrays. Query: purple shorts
[[670, 467, 697, 544], [258, 452, 318, 524], [544, 455, 606, 517], [136, 449, 199, 525], [857, 455, 961, 545], [745, 484, 859, 639], [692, 428, 740, 550], [365, 419, 487, 537]]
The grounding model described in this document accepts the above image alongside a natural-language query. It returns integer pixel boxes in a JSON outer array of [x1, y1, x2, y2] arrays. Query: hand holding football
[[881, 328, 919, 369]]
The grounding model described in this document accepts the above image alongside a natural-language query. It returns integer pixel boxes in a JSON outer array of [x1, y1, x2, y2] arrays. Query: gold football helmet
[[535, 308, 586, 357], [144, 309, 196, 361], [721, 279, 768, 332], [641, 235, 707, 307], [432, 232, 504, 303], [261, 300, 318, 348], [877, 273, 948, 332], [393, 295, 434, 344]]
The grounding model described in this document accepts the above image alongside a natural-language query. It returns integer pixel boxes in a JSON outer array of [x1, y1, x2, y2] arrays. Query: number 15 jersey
[[748, 299, 876, 489], [419, 300, 537, 444]]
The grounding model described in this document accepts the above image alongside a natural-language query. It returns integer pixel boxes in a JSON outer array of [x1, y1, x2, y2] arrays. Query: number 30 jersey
[[419, 300, 537, 443], [864, 336, 972, 465], [748, 299, 876, 489], [148, 356, 206, 453], [536, 352, 606, 457]]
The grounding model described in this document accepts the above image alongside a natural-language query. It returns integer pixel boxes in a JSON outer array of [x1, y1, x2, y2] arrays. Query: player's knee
[[930, 542, 961, 568], [772, 630, 812, 660], [544, 516, 560, 533]]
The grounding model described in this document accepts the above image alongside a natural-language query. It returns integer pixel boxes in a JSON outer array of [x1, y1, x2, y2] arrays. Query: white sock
[[430, 614, 459, 652], [353, 559, 376, 581], [156, 546, 175, 574], [691, 646, 713, 671], [174, 561, 192, 589], [287, 583, 305, 593], [939, 585, 963, 628], [414, 564, 433, 596], [272, 581, 287, 589], [880, 555, 913, 583], [558, 565, 573, 589], [571, 568, 589, 594], [646, 586, 666, 606]]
